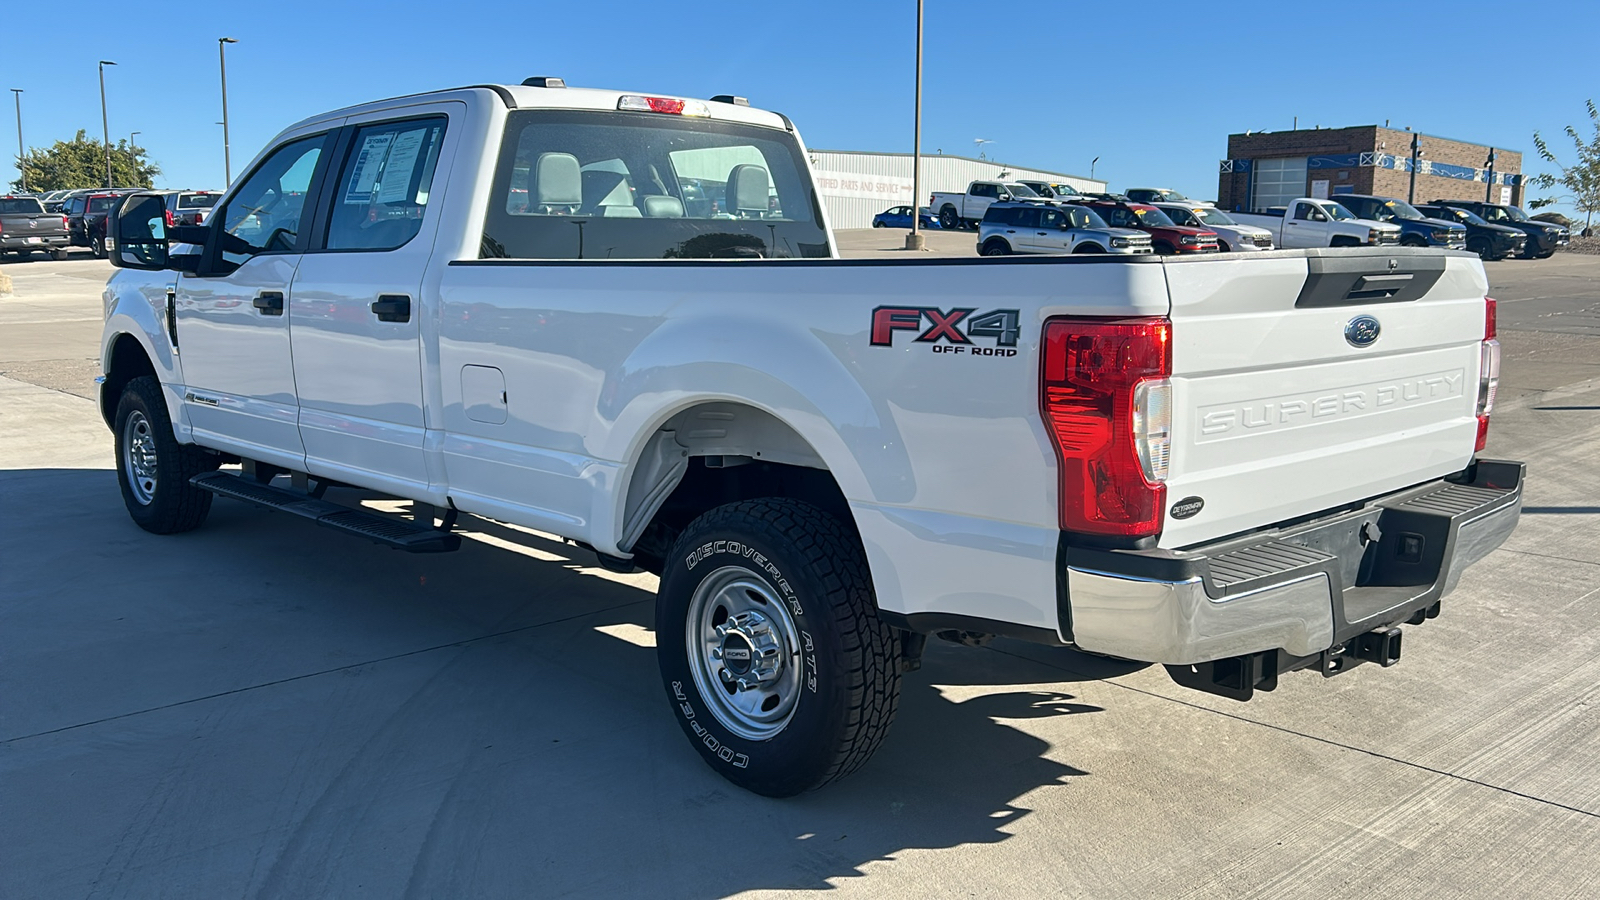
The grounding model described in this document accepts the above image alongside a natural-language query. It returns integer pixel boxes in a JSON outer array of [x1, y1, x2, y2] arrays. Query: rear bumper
[[1063, 460, 1523, 670], [1, 234, 71, 250]]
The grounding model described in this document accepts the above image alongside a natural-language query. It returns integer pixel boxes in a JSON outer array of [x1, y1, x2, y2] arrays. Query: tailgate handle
[[371, 294, 411, 323], [1349, 273, 1413, 300]]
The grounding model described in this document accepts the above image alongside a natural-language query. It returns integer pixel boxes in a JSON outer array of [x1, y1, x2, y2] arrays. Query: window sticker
[[376, 129, 427, 204], [344, 132, 395, 203]]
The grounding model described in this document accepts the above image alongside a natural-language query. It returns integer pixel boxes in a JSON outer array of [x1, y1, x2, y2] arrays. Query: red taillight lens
[[164, 209, 176, 228], [616, 95, 710, 117], [1041, 317, 1172, 537], [1476, 297, 1499, 452]]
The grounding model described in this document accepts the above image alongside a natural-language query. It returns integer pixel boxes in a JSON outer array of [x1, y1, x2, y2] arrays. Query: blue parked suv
[[1335, 195, 1467, 250]]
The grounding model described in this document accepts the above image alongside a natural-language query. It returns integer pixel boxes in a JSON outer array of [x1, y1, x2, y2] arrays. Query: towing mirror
[[111, 193, 169, 270]]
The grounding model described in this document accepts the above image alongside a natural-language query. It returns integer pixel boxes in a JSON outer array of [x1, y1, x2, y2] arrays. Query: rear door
[[1159, 251, 1486, 548], [288, 106, 456, 498], [1036, 207, 1073, 252]]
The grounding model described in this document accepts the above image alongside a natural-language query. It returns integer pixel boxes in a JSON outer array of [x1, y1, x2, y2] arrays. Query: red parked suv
[[1082, 199, 1218, 255]]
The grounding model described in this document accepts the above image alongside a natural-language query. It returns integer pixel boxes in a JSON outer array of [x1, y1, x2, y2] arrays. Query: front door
[[288, 109, 456, 498], [1287, 201, 1329, 246], [176, 130, 335, 470], [1036, 207, 1073, 252]]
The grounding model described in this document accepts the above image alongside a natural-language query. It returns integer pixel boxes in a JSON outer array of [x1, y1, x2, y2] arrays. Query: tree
[[9, 130, 160, 192], [1531, 99, 1600, 231]]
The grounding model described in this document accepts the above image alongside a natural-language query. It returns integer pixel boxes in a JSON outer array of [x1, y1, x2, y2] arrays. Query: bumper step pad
[[191, 471, 460, 553]]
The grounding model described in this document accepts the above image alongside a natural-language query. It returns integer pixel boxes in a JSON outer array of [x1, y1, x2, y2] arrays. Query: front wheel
[[114, 376, 218, 534], [656, 499, 901, 797], [1217, 239, 1233, 252], [1467, 237, 1492, 260], [1072, 243, 1104, 254], [1400, 236, 1427, 248], [1153, 241, 1176, 256]]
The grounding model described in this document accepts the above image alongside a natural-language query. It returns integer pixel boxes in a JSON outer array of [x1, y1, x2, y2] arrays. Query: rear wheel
[[872, 220, 884, 228], [114, 376, 218, 534], [980, 238, 1011, 256], [939, 206, 959, 229], [656, 499, 901, 797], [91, 235, 106, 258]]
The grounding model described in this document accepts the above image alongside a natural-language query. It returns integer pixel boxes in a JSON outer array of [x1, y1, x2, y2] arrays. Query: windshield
[[1445, 207, 1487, 225], [1133, 207, 1177, 227], [1505, 206, 1531, 222], [0, 198, 45, 214], [1157, 189, 1188, 201], [1160, 206, 1199, 226], [1192, 207, 1236, 226], [483, 109, 829, 259], [1064, 206, 1109, 229], [1006, 183, 1040, 198], [1381, 199, 1427, 220], [1326, 203, 1357, 221]]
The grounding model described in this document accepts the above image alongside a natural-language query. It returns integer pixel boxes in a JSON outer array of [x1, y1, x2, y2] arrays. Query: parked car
[[43, 188, 97, 214], [1016, 180, 1087, 201], [102, 80, 1519, 798], [1125, 187, 1192, 204], [170, 190, 221, 226], [1416, 204, 1526, 260], [1152, 203, 1274, 251], [930, 180, 1046, 230], [1428, 200, 1569, 258], [977, 201, 1152, 255], [65, 190, 137, 257], [0, 195, 73, 260], [871, 205, 938, 229], [1231, 199, 1402, 248], [1333, 195, 1467, 250], [1081, 199, 1218, 254]]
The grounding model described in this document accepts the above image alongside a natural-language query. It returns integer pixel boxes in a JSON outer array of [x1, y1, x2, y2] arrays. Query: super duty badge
[[870, 307, 1020, 356]]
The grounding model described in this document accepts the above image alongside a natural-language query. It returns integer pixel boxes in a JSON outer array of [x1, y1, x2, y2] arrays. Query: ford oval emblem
[[1345, 315, 1381, 347]]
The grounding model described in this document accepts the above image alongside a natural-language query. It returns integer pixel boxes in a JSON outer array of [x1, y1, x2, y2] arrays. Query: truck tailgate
[[1160, 249, 1487, 549]]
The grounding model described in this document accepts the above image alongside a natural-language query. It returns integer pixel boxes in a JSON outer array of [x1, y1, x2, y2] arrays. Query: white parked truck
[[930, 180, 1047, 230], [1153, 203, 1276, 251], [100, 80, 1522, 797], [1232, 198, 1402, 248]]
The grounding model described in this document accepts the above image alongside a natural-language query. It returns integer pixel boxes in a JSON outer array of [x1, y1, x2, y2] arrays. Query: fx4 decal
[[870, 307, 1021, 356]]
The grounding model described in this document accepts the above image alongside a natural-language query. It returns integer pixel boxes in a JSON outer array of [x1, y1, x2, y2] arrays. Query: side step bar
[[191, 471, 461, 553]]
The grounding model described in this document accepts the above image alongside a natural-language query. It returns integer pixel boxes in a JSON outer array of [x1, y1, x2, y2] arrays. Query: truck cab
[[1335, 194, 1467, 250], [930, 181, 1045, 230]]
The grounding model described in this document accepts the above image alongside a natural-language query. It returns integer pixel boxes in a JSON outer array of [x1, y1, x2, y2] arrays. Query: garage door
[[1251, 157, 1307, 211]]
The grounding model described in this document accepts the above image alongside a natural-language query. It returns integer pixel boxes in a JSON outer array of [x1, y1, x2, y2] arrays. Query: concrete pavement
[[1, 252, 1596, 898]]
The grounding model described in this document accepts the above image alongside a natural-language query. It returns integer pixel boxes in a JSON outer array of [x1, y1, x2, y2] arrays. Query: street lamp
[[219, 37, 238, 185], [9, 88, 22, 192], [99, 61, 117, 188], [905, 0, 924, 251], [1484, 148, 1497, 203], [129, 131, 140, 147], [1091, 156, 1100, 181], [1407, 131, 1423, 204]]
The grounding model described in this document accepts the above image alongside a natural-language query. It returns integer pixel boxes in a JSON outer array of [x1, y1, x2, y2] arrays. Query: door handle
[[371, 294, 411, 323], [252, 291, 284, 316], [1005, 229, 1015, 234]]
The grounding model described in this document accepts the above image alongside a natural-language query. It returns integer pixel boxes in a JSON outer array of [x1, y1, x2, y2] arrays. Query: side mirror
[[111, 193, 170, 270], [997, 193, 1011, 201]]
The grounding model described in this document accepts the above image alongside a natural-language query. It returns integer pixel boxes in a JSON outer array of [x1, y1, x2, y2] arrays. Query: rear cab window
[[482, 110, 828, 259], [0, 198, 45, 214]]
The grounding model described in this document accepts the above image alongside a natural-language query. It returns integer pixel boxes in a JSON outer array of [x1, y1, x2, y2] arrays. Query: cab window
[[218, 133, 329, 266], [323, 117, 447, 251], [1039, 209, 1064, 229]]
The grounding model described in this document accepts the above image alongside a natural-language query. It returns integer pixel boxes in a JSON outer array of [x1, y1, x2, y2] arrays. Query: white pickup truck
[[1232, 198, 1402, 248], [930, 180, 1046, 230], [100, 80, 1522, 797]]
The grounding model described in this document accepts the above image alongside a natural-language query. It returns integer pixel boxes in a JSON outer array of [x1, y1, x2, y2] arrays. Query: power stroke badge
[[870, 306, 1021, 356]]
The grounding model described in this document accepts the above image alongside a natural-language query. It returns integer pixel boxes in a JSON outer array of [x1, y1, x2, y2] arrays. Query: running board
[[191, 471, 461, 553]]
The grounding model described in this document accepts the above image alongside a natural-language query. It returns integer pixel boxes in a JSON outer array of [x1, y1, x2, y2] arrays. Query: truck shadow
[[3, 468, 1141, 899]]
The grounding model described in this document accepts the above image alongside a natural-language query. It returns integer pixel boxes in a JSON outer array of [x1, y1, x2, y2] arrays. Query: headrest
[[643, 195, 684, 218], [726, 164, 770, 215], [534, 153, 582, 208]]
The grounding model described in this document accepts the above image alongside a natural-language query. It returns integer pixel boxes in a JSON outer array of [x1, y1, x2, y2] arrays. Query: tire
[[872, 220, 884, 228], [1400, 236, 1427, 248], [980, 239, 1011, 256], [1217, 240, 1232, 253], [656, 498, 901, 797], [1330, 236, 1359, 248], [939, 206, 959, 230], [1537, 249, 1554, 259], [114, 375, 218, 534], [1467, 237, 1492, 260], [1073, 243, 1104, 254], [1153, 241, 1176, 256], [91, 235, 106, 258]]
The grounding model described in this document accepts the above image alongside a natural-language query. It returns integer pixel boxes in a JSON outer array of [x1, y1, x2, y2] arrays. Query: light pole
[[1484, 148, 1497, 203], [1091, 156, 1100, 181], [1407, 132, 1422, 204], [99, 61, 117, 188], [129, 131, 140, 148], [9, 88, 22, 192], [904, 0, 924, 251], [219, 37, 238, 185]]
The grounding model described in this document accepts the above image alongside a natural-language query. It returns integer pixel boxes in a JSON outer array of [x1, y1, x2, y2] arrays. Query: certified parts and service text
[[98, 80, 1522, 797]]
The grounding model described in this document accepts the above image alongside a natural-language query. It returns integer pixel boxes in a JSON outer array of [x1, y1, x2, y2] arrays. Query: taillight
[[1475, 297, 1499, 451], [617, 95, 710, 117], [1041, 317, 1172, 537], [164, 209, 176, 228]]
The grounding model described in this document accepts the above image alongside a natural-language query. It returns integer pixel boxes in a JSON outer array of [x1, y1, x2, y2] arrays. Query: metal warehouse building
[[809, 150, 1105, 230], [1217, 126, 1523, 212]]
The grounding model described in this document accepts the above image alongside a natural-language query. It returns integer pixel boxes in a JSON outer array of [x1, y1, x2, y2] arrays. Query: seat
[[581, 170, 643, 217], [724, 164, 770, 218], [643, 195, 684, 218], [533, 152, 582, 214]]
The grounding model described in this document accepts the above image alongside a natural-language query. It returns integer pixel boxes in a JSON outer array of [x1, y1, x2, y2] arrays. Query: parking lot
[[2, 249, 1597, 898]]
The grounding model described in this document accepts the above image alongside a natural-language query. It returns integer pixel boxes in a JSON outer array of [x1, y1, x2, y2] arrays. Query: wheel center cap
[[714, 610, 786, 690], [720, 633, 755, 676]]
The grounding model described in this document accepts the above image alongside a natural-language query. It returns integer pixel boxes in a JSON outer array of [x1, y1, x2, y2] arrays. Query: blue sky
[[6, 0, 1597, 219]]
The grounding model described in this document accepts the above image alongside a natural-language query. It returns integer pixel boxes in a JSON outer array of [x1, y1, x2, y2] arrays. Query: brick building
[[1217, 126, 1523, 212]]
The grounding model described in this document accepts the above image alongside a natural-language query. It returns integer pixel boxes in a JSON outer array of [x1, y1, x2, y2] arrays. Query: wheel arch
[[100, 331, 160, 430]]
